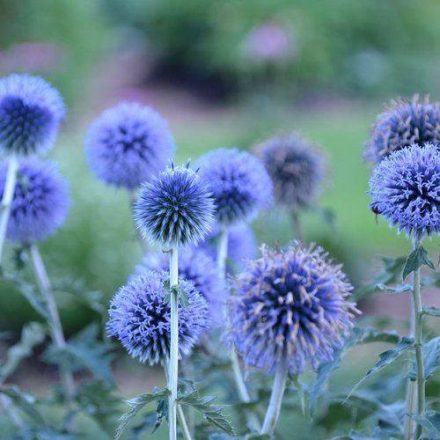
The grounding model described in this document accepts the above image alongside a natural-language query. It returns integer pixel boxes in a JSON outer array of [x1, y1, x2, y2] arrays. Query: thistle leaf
[[402, 246, 435, 280]]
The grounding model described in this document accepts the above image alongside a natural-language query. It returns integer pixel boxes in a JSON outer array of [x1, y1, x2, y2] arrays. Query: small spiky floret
[[198, 148, 272, 225], [85, 102, 175, 189], [199, 222, 257, 273], [365, 96, 440, 163], [369, 143, 440, 238], [0, 74, 65, 155], [257, 134, 325, 208], [0, 159, 69, 244], [107, 271, 208, 365], [134, 164, 215, 247], [133, 247, 226, 324], [231, 243, 357, 375]]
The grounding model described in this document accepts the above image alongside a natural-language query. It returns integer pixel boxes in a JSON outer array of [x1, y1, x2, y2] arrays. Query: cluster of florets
[[107, 271, 208, 365], [0, 74, 65, 156], [134, 164, 215, 247], [133, 247, 225, 324], [0, 159, 69, 244], [231, 243, 357, 374], [85, 102, 175, 189], [365, 96, 440, 163], [369, 143, 440, 238], [256, 133, 325, 209], [198, 148, 272, 226]]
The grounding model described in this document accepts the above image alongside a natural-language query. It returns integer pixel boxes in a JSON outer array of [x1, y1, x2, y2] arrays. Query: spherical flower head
[[133, 247, 226, 325], [107, 271, 208, 365], [369, 143, 440, 238], [0, 74, 65, 156], [0, 159, 69, 244], [256, 134, 325, 209], [198, 148, 273, 226], [365, 96, 440, 163], [134, 164, 215, 247], [231, 243, 357, 375], [85, 102, 175, 189], [199, 222, 257, 273]]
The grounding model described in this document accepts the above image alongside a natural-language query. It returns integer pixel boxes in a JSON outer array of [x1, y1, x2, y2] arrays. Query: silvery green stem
[[168, 246, 179, 440], [291, 209, 303, 242], [0, 155, 18, 265], [261, 359, 288, 436], [218, 227, 260, 431], [29, 244, 75, 404]]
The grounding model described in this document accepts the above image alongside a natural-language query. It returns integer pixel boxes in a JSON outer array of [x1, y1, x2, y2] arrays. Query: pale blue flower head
[[107, 271, 208, 365], [231, 243, 357, 375], [369, 143, 440, 238], [0, 74, 65, 156], [85, 102, 175, 189], [134, 164, 215, 247], [198, 148, 273, 226]]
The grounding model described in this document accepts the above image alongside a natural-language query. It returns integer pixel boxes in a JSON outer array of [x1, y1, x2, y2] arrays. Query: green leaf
[[415, 337, 440, 380], [412, 411, 440, 439], [45, 323, 115, 385], [115, 388, 169, 440], [0, 385, 46, 426], [309, 327, 400, 412], [402, 246, 435, 280], [178, 390, 235, 436], [0, 322, 45, 381], [346, 337, 413, 401], [423, 306, 440, 317]]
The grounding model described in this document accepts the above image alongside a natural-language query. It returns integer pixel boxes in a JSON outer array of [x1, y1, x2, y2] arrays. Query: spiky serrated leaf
[[0, 386, 46, 426], [178, 391, 235, 436], [115, 388, 169, 440], [403, 246, 435, 280], [409, 337, 440, 380], [0, 322, 45, 381]]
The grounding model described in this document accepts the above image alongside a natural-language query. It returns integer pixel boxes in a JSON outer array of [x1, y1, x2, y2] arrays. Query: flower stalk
[[261, 359, 289, 436], [29, 244, 75, 404], [168, 246, 179, 440], [0, 155, 18, 264]]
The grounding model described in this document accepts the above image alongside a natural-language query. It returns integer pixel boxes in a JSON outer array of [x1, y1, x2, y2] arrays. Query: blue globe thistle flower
[[0, 159, 69, 244], [256, 134, 325, 209], [85, 102, 175, 189], [198, 148, 273, 226], [365, 96, 440, 163], [134, 164, 215, 247], [132, 247, 226, 324], [231, 243, 357, 374], [369, 143, 440, 238], [199, 222, 257, 273], [0, 74, 65, 156], [107, 271, 208, 365]]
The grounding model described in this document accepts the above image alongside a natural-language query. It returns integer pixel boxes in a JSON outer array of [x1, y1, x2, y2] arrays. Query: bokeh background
[[1, 1, 440, 438]]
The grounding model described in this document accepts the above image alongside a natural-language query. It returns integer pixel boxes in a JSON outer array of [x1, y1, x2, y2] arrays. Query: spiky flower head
[[231, 243, 357, 375], [369, 143, 440, 238], [85, 102, 175, 189], [256, 134, 325, 209], [198, 148, 272, 226], [0, 159, 69, 244], [199, 222, 257, 273], [0, 74, 65, 156], [107, 271, 208, 365], [365, 96, 440, 163], [133, 247, 226, 324], [134, 164, 215, 247]]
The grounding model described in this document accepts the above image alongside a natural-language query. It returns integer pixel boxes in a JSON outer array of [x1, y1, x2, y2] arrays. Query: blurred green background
[[1, 0, 440, 332], [1, 1, 440, 438]]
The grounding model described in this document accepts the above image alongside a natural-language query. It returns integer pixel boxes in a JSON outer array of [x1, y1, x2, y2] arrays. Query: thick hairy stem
[[0, 155, 18, 265], [168, 247, 179, 440], [261, 359, 288, 436], [218, 227, 260, 431], [291, 209, 303, 242], [29, 245, 75, 404]]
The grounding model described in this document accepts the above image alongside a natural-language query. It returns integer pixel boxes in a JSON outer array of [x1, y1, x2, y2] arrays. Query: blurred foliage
[[104, 0, 440, 97], [0, 0, 109, 104]]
